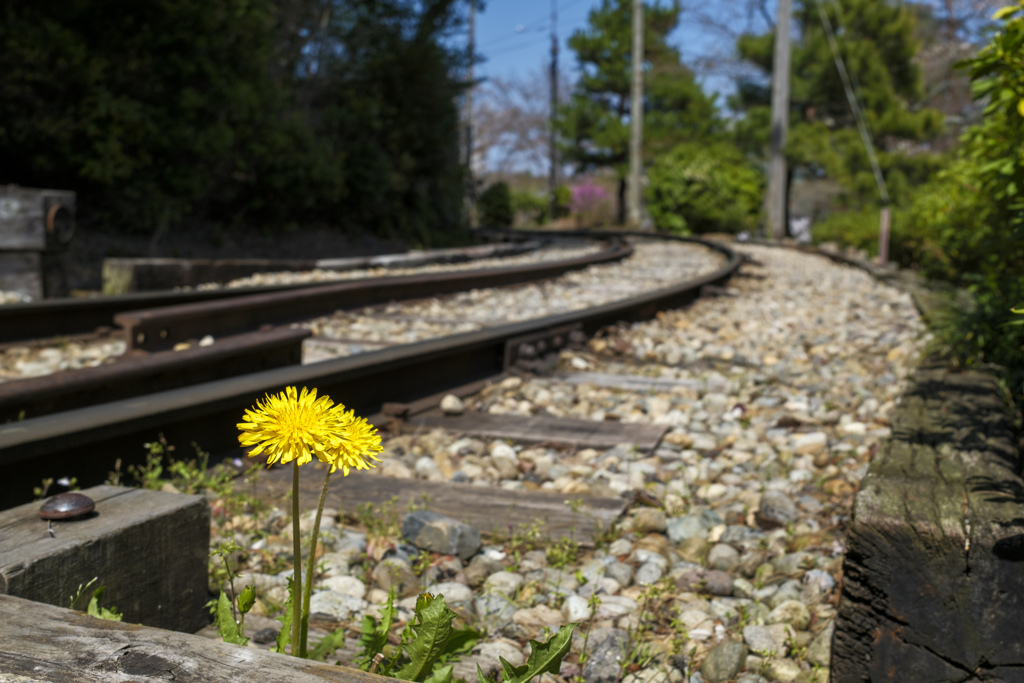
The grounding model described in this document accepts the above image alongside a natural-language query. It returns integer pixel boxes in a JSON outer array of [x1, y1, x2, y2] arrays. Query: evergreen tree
[[556, 0, 719, 223], [732, 0, 944, 207], [0, 0, 287, 231]]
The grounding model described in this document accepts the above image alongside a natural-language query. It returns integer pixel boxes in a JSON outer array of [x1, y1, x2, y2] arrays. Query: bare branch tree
[[473, 68, 570, 177]]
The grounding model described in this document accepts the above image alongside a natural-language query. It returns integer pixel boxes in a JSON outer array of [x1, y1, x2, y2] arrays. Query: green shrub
[[511, 190, 549, 226], [811, 208, 882, 255], [645, 142, 765, 234], [908, 3, 1024, 391], [810, 204, 935, 268], [554, 184, 572, 219], [901, 158, 989, 279], [478, 182, 513, 228]]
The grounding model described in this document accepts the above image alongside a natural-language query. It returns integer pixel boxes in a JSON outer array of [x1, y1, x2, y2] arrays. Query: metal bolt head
[[39, 492, 95, 520]]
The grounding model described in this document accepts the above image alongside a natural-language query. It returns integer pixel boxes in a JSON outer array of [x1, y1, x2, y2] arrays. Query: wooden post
[[0, 485, 210, 633], [878, 206, 890, 265], [766, 0, 792, 239], [549, 0, 560, 223], [626, 0, 644, 229], [0, 185, 75, 300], [466, 0, 476, 227]]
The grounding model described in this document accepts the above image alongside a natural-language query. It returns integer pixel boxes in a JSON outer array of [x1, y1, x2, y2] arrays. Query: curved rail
[[114, 239, 633, 352], [0, 238, 549, 345], [0, 237, 631, 422], [0, 234, 741, 508]]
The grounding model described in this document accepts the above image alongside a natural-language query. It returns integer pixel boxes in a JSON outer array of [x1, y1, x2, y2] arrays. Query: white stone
[[319, 575, 366, 599], [485, 571, 524, 596], [593, 594, 638, 620], [562, 594, 593, 622], [426, 581, 474, 603], [792, 432, 828, 455], [477, 639, 525, 668], [767, 600, 811, 630], [677, 609, 710, 630], [308, 590, 367, 619], [490, 442, 517, 459], [837, 421, 867, 436], [742, 623, 793, 656], [440, 394, 465, 415], [415, 456, 441, 477]]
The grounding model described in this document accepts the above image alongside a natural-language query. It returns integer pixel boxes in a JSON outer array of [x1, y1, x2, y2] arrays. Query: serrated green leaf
[[424, 664, 454, 683], [477, 664, 497, 683], [309, 626, 346, 662], [215, 591, 248, 646], [506, 623, 576, 683], [435, 625, 483, 665], [394, 594, 457, 682], [272, 576, 295, 654], [86, 586, 122, 622], [357, 587, 397, 671], [500, 656, 523, 681]]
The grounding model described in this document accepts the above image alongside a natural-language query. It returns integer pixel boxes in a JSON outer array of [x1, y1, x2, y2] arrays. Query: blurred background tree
[[555, 0, 719, 224], [0, 0, 469, 245], [731, 0, 945, 214]]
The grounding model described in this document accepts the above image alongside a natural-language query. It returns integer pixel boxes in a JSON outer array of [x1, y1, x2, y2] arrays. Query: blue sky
[[472, 0, 748, 97], [474, 0, 596, 82]]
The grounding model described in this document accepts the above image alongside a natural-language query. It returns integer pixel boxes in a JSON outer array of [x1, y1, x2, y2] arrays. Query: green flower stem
[[299, 466, 334, 658], [291, 459, 303, 656]]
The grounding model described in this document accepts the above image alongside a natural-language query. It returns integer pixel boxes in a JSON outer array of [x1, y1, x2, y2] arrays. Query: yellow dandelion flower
[[237, 386, 384, 474], [323, 411, 384, 475]]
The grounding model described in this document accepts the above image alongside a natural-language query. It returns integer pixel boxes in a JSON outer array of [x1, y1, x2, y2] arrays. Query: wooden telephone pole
[[767, 0, 792, 239], [549, 0, 559, 222], [626, 0, 644, 229], [466, 0, 476, 226]]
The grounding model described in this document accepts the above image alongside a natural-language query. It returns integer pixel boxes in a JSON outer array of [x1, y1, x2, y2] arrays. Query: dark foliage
[[478, 182, 513, 228], [0, 0, 469, 244]]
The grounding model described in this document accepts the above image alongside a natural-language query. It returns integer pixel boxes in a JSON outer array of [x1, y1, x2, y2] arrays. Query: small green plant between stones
[[355, 589, 575, 683], [68, 577, 122, 622], [209, 540, 255, 646]]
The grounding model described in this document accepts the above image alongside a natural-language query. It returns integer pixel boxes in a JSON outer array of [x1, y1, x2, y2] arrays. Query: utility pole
[[549, 0, 559, 223], [466, 0, 476, 226], [767, 0, 792, 239], [626, 0, 644, 229]]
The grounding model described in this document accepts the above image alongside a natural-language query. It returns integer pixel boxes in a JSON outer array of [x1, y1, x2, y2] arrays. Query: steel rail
[[0, 327, 310, 423], [114, 239, 633, 352], [0, 239, 546, 344], [0, 234, 740, 509], [0, 236, 629, 425], [102, 240, 545, 292]]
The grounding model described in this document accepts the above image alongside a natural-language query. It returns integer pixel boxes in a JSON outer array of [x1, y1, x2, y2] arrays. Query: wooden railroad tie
[[0, 593, 388, 683], [252, 468, 628, 546], [0, 485, 210, 634]]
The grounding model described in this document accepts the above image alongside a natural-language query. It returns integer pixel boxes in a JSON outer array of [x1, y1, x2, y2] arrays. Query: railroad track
[[0, 238, 553, 345], [0, 236, 624, 399], [0, 232, 739, 508]]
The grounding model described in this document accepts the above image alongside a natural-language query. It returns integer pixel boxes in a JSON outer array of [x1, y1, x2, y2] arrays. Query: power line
[[484, 25, 547, 50], [824, 0, 876, 142], [814, 0, 892, 262], [486, 35, 551, 58], [478, 0, 591, 51], [814, 0, 888, 205]]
